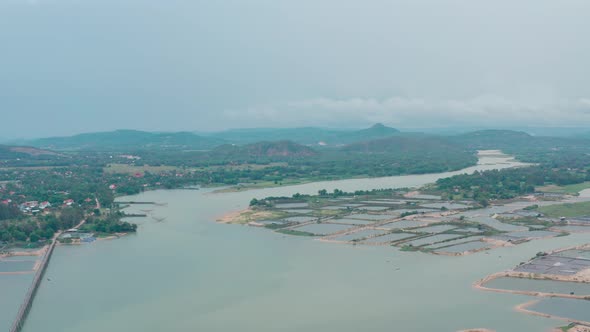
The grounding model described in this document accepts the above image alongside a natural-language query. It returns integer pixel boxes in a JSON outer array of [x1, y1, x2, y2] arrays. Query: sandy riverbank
[[217, 208, 250, 223], [216, 207, 286, 224]]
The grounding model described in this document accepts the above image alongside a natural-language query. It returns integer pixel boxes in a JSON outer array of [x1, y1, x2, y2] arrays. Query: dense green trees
[[0, 203, 20, 221], [59, 207, 85, 229], [436, 166, 590, 201], [81, 215, 137, 233], [0, 215, 59, 242]]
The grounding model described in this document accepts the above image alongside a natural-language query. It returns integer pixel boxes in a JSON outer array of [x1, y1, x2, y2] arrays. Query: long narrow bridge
[[9, 235, 58, 332]]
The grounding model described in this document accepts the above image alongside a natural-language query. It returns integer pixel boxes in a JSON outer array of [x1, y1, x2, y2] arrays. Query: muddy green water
[[6, 154, 589, 332]]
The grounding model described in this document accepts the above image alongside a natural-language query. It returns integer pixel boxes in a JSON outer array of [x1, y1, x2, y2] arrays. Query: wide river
[[9, 154, 590, 331]]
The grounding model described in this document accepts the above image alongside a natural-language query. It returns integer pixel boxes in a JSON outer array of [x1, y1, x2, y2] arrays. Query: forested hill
[[23, 130, 226, 151], [204, 123, 401, 145], [342, 136, 464, 154], [205, 141, 317, 161], [10, 127, 590, 167], [448, 129, 590, 151], [449, 130, 533, 149], [14, 124, 402, 151], [447, 129, 590, 165], [332, 136, 477, 175]]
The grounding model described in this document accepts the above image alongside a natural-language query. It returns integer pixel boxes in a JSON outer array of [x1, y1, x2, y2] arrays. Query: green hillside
[[207, 123, 401, 145], [24, 130, 226, 151]]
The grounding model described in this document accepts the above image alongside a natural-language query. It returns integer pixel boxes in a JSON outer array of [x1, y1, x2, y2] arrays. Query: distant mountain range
[[448, 129, 590, 152], [204, 123, 401, 145], [6, 125, 590, 161], [20, 130, 225, 151], [13, 124, 402, 151]]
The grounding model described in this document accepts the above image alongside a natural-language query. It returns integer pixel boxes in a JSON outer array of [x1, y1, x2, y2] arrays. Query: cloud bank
[[223, 96, 590, 129]]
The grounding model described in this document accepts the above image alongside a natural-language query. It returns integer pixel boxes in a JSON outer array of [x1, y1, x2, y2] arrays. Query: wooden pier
[[9, 236, 58, 332]]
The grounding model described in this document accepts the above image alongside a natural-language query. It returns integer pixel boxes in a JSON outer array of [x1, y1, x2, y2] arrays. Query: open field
[[538, 201, 590, 218], [104, 164, 179, 174], [537, 182, 590, 195], [104, 162, 289, 175]]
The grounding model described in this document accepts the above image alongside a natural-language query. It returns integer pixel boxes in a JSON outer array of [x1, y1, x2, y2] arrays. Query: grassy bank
[[537, 201, 590, 218]]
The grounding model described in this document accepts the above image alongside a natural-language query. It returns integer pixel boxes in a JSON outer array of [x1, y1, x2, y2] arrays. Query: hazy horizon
[[2, 124, 590, 142], [1, 0, 589, 138]]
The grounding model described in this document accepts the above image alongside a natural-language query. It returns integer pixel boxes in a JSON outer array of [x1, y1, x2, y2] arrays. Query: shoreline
[[215, 207, 289, 225], [0, 245, 48, 276], [515, 300, 590, 327], [0, 246, 47, 259], [216, 208, 252, 224]]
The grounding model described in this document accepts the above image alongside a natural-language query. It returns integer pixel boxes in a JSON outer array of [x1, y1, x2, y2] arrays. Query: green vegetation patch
[[104, 164, 180, 174], [538, 182, 590, 195], [537, 201, 590, 218]]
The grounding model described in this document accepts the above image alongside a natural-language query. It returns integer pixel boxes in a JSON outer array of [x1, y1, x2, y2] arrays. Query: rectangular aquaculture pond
[[553, 249, 590, 260], [393, 208, 437, 214], [360, 200, 401, 204], [293, 223, 354, 235], [331, 229, 389, 242], [361, 206, 390, 211], [467, 217, 527, 232], [275, 203, 309, 208], [320, 206, 350, 210], [552, 225, 590, 233], [409, 194, 442, 200], [403, 234, 464, 247], [340, 203, 365, 207], [0, 260, 36, 273], [514, 256, 590, 275], [283, 216, 318, 223], [360, 232, 416, 244], [504, 230, 558, 239], [348, 214, 396, 221], [433, 241, 491, 253], [419, 202, 471, 209], [410, 224, 457, 234], [454, 227, 484, 233], [328, 218, 378, 225], [529, 298, 590, 323], [379, 220, 430, 230], [423, 236, 484, 249], [282, 209, 313, 214]]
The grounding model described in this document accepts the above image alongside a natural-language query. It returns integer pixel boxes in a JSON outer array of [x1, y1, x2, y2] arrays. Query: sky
[[1, 0, 589, 138]]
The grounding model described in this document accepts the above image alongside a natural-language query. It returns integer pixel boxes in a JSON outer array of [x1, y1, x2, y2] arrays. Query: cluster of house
[[17, 198, 81, 214], [18, 200, 52, 214]]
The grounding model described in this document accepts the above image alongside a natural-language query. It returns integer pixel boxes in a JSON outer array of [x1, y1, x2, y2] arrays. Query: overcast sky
[[1, 0, 589, 138]]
